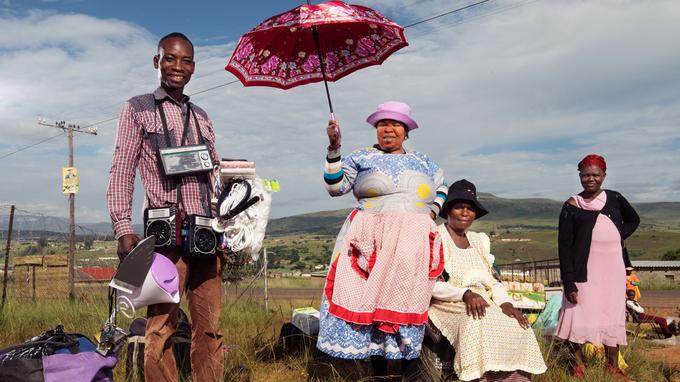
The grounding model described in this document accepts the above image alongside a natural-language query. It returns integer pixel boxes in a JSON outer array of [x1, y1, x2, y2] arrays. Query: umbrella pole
[[311, 25, 335, 121]]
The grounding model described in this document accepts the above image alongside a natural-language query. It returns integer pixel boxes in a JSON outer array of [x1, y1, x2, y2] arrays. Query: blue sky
[[10, 1, 322, 44], [1, 0, 679, 223]]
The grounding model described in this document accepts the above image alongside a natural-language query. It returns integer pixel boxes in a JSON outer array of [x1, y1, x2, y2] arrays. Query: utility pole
[[1, 205, 15, 309], [38, 120, 97, 301]]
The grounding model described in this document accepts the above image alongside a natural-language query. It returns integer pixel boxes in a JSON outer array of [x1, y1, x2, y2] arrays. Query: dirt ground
[[638, 290, 680, 318], [644, 345, 680, 370]]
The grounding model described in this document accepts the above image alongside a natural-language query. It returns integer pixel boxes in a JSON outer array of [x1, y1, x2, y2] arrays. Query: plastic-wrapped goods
[[211, 161, 271, 262]]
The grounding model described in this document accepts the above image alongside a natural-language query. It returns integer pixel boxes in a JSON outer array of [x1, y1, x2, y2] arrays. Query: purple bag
[[0, 325, 117, 382]]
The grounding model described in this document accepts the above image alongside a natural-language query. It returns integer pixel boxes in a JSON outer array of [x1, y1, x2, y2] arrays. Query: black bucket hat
[[439, 179, 489, 219]]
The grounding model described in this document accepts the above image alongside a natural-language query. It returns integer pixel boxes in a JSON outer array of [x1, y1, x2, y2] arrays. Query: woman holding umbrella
[[317, 101, 448, 377]]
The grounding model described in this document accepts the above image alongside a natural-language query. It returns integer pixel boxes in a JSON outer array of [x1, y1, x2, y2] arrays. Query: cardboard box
[[291, 307, 320, 336]]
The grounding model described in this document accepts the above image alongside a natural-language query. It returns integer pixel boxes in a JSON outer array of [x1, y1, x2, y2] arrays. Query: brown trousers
[[144, 248, 225, 382]]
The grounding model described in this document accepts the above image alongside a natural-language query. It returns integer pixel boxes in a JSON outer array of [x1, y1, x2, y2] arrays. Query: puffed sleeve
[[432, 281, 469, 302], [477, 232, 513, 306], [419, 153, 448, 215]]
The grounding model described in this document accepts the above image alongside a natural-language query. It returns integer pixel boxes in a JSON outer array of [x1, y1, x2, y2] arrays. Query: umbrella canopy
[[226, 1, 408, 90]]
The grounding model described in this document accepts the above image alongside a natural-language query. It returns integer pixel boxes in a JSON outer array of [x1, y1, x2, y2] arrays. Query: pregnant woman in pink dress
[[556, 154, 639, 382]]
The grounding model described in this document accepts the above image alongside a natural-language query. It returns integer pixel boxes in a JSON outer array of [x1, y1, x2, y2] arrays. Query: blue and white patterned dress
[[317, 145, 447, 359]]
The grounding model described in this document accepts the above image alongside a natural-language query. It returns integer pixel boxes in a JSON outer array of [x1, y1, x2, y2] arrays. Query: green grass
[[626, 230, 680, 259], [1, 293, 677, 382], [534, 333, 678, 382], [261, 226, 680, 271], [248, 276, 326, 289], [10, 226, 679, 277], [0, 295, 316, 381]]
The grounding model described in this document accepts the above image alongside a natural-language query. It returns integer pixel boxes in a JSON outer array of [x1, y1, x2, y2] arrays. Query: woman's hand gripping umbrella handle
[[327, 119, 341, 150]]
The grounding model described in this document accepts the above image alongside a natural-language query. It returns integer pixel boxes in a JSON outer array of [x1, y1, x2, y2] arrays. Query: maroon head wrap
[[578, 154, 607, 172]]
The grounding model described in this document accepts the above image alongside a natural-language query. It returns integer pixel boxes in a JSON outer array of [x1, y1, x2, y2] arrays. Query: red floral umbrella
[[226, 1, 408, 118]]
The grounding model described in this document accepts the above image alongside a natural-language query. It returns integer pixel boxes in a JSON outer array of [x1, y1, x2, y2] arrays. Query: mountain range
[[2, 193, 679, 239]]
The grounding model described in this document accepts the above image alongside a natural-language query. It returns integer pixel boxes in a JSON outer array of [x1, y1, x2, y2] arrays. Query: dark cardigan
[[558, 189, 640, 295]]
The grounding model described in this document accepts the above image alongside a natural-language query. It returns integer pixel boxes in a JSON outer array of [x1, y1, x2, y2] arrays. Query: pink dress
[[556, 192, 627, 346]]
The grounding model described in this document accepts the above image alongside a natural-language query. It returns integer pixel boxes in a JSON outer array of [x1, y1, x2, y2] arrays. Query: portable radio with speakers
[[143, 206, 177, 249], [182, 215, 217, 256]]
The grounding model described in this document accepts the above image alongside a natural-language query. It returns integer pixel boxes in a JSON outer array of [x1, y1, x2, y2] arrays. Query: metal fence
[[0, 235, 267, 305], [1, 254, 113, 303], [497, 258, 562, 286]]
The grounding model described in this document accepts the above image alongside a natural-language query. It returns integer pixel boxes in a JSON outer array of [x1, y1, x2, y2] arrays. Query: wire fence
[[0, 205, 267, 306], [1, 247, 266, 304]]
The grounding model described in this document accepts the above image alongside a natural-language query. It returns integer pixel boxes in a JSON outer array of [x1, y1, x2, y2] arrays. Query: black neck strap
[[155, 99, 205, 148], [155, 98, 211, 216]]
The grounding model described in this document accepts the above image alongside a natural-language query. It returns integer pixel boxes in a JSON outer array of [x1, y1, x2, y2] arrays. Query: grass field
[[260, 226, 680, 269], [8, 222, 680, 275], [1, 293, 677, 382]]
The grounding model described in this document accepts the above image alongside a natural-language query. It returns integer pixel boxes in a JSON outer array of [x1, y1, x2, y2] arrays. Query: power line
[[0, 132, 65, 160], [60, 64, 236, 121], [0, 79, 242, 159], [404, 0, 493, 28], [1, 0, 507, 160], [189, 79, 241, 97], [79, 79, 242, 129], [407, 0, 541, 38], [67, 2, 499, 131]]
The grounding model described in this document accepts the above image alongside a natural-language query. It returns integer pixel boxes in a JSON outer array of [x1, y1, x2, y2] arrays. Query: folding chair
[[627, 307, 665, 339]]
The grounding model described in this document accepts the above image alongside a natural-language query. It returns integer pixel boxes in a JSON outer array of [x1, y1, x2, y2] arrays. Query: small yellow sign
[[62, 167, 79, 194]]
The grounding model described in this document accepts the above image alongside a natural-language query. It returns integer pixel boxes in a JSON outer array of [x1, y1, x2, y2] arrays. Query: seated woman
[[626, 289, 676, 338], [429, 179, 547, 382]]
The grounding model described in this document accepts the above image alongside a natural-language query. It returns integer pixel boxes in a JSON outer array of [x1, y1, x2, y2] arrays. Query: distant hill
[[266, 208, 352, 236], [0, 213, 140, 240], [634, 202, 680, 225], [477, 193, 562, 221], [2, 194, 679, 239], [267, 193, 680, 236]]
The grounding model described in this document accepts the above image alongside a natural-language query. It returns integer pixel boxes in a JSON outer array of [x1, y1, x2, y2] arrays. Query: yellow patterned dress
[[429, 226, 547, 381]]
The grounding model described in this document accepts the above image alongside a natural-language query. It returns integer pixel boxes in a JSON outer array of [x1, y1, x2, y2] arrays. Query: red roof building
[[78, 266, 116, 282]]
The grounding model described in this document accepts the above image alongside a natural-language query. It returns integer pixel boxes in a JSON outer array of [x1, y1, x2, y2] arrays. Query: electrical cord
[[116, 295, 136, 319], [223, 221, 253, 253], [218, 181, 251, 218], [213, 179, 262, 253]]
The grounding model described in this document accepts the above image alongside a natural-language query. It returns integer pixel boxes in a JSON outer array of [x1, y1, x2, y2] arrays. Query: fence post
[[32, 265, 36, 302], [1, 205, 15, 309], [263, 247, 269, 311]]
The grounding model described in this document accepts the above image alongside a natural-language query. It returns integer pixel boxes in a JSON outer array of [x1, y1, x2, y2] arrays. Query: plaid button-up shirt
[[106, 87, 219, 239]]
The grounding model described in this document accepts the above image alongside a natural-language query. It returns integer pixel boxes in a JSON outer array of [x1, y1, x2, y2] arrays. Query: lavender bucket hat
[[366, 101, 419, 131]]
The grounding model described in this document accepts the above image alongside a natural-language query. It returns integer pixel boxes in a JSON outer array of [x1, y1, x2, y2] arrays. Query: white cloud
[[1, 0, 679, 225]]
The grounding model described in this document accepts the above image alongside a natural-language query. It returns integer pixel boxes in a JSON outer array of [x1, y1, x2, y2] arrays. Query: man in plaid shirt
[[106, 32, 224, 381]]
